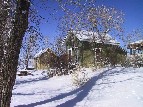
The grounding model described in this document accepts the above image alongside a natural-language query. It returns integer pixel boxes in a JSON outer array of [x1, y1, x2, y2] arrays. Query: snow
[[15, 70, 48, 85], [34, 48, 49, 58], [63, 30, 120, 45], [28, 59, 35, 68], [130, 40, 143, 45], [11, 67, 143, 107]]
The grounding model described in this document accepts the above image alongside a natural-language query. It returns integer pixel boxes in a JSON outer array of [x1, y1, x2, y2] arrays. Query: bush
[[124, 54, 143, 67], [71, 67, 89, 87]]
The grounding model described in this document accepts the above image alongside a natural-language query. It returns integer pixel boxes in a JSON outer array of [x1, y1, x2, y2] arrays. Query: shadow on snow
[[15, 67, 128, 107]]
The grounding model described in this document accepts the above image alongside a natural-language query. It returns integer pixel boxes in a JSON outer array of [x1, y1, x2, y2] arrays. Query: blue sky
[[35, 0, 143, 47], [96, 0, 143, 32]]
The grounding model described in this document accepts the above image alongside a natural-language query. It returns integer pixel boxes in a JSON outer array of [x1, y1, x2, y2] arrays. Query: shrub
[[71, 67, 89, 87]]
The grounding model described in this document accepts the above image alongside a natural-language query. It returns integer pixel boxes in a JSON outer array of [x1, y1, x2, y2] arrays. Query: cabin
[[127, 40, 143, 55], [63, 30, 127, 67], [34, 49, 69, 71], [127, 40, 143, 67], [34, 49, 70, 76], [34, 48, 58, 70]]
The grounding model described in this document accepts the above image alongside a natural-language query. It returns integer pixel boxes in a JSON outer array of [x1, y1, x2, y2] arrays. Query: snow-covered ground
[[11, 67, 143, 107]]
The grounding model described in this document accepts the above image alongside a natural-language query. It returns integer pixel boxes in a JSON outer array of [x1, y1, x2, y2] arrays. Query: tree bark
[[0, 0, 30, 107]]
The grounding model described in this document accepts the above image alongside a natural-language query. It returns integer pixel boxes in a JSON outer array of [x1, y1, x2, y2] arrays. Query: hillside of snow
[[11, 67, 143, 107]]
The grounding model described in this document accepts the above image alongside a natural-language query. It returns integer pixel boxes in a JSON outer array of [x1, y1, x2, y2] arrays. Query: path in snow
[[11, 67, 143, 107]]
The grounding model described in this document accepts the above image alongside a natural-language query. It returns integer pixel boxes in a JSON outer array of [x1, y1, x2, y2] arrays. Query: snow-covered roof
[[34, 48, 50, 58], [129, 40, 143, 45], [63, 30, 119, 45], [128, 40, 143, 49]]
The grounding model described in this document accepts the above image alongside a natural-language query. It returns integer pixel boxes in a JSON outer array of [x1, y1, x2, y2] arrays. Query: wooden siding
[[66, 35, 127, 67], [35, 49, 58, 70]]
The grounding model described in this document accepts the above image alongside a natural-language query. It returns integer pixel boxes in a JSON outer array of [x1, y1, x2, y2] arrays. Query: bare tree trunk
[[25, 53, 30, 69], [0, 0, 30, 107]]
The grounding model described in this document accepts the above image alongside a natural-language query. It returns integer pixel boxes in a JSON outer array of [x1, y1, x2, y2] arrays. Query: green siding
[[66, 35, 127, 67]]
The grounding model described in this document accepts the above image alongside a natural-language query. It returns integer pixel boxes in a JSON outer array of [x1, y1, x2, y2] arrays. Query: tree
[[125, 28, 143, 46], [54, 36, 66, 56], [0, 0, 30, 107], [87, 5, 124, 39], [18, 26, 43, 69], [87, 5, 124, 66]]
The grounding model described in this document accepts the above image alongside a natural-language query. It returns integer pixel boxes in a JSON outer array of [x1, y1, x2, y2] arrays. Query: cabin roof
[[127, 40, 143, 49], [34, 48, 55, 58], [129, 40, 143, 45], [63, 30, 120, 45]]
